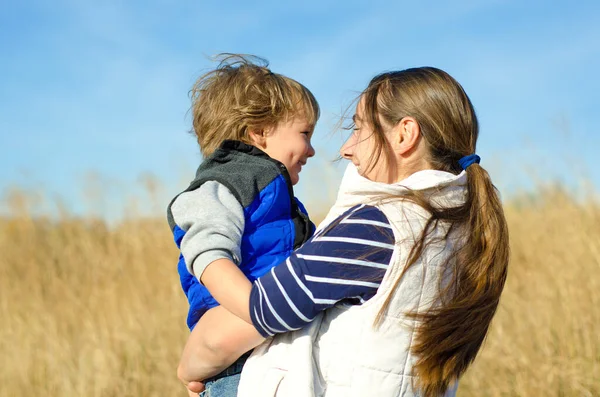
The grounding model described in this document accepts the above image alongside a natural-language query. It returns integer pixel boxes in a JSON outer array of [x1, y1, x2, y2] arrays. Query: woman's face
[[340, 100, 396, 183]]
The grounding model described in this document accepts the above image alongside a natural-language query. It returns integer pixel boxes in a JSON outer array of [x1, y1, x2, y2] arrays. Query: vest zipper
[[270, 160, 312, 247]]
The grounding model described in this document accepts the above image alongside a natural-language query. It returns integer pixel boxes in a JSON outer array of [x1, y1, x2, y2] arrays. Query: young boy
[[166, 54, 319, 396]]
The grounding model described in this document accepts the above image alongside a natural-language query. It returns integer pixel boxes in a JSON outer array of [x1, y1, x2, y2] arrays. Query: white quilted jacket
[[237, 163, 467, 397]]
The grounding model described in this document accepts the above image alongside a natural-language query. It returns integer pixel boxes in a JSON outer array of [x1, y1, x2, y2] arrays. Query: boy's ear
[[249, 129, 267, 149]]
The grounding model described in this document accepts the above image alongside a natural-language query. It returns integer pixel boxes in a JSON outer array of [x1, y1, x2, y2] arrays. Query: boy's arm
[[171, 181, 251, 320], [178, 305, 265, 385]]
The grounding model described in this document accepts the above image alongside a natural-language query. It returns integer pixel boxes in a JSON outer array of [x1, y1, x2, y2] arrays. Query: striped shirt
[[249, 204, 395, 337]]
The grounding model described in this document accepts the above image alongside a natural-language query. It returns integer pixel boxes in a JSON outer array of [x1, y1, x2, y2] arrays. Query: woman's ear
[[396, 117, 421, 155], [249, 129, 267, 149]]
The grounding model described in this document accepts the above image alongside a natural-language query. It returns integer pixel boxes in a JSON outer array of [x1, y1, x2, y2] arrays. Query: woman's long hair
[[358, 68, 509, 396]]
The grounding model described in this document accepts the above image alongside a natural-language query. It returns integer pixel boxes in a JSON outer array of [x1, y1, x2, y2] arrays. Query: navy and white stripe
[[249, 205, 395, 337]]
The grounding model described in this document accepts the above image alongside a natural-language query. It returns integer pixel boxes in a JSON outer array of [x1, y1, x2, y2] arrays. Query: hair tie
[[458, 154, 480, 170]]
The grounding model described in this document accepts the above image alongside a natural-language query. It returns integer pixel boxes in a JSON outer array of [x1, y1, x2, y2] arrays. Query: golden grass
[[1, 184, 598, 396]]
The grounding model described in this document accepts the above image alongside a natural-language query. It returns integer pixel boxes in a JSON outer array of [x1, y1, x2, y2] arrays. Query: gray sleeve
[[170, 181, 245, 280]]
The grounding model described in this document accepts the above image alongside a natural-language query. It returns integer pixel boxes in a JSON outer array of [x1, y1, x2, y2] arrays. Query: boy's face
[[261, 116, 315, 185]]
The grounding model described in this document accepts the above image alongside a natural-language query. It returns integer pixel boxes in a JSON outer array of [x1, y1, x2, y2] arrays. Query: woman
[[179, 67, 509, 397]]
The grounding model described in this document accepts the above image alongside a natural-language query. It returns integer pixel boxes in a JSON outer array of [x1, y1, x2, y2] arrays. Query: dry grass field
[[1, 184, 598, 396]]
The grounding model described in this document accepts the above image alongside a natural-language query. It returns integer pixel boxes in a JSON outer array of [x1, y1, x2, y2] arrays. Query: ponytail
[[359, 67, 509, 396], [375, 165, 509, 396]]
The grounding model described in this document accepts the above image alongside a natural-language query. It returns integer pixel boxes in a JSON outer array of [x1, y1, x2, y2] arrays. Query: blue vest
[[167, 141, 314, 329]]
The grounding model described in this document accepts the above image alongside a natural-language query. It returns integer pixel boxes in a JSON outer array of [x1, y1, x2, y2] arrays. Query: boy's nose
[[306, 142, 315, 158]]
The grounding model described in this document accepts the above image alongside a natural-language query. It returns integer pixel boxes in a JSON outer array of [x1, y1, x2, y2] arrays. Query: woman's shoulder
[[317, 204, 394, 241], [331, 204, 391, 226], [377, 197, 432, 222]]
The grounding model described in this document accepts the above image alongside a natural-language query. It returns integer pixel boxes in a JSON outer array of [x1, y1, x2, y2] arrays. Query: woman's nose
[[340, 136, 354, 159]]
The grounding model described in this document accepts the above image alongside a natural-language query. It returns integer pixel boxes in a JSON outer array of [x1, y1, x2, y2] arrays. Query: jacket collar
[[217, 140, 269, 158], [319, 163, 467, 229], [339, 162, 467, 203]]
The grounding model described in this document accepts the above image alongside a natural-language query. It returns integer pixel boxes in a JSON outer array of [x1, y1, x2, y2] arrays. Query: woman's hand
[[178, 306, 266, 389], [201, 258, 253, 324], [178, 365, 205, 395], [185, 381, 205, 395]]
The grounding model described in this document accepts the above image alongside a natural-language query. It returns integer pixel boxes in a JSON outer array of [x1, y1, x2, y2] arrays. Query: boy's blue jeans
[[199, 352, 249, 397], [200, 373, 241, 397]]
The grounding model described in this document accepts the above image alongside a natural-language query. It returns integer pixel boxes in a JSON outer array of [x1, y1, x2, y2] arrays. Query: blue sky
[[1, 0, 599, 218]]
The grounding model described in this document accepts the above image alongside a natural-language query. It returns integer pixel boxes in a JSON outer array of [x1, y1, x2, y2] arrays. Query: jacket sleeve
[[249, 204, 395, 337], [170, 181, 245, 280]]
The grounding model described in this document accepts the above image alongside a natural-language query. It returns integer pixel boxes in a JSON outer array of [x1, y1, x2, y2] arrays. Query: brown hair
[[358, 68, 509, 396], [189, 54, 320, 156]]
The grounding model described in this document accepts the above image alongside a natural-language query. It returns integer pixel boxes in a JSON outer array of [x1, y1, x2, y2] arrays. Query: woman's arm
[[249, 205, 394, 336], [180, 205, 394, 383], [178, 305, 265, 386]]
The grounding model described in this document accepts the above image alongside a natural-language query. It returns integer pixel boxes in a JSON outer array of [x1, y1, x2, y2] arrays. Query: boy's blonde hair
[[190, 54, 320, 157]]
